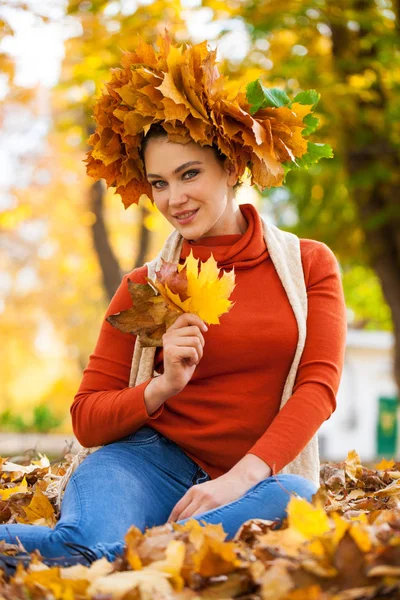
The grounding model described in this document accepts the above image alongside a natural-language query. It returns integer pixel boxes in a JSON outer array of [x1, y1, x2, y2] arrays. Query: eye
[[150, 169, 200, 190], [182, 169, 200, 179], [151, 180, 167, 190]]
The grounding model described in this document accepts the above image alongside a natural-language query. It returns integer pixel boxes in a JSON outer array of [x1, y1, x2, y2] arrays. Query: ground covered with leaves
[[0, 449, 400, 599]]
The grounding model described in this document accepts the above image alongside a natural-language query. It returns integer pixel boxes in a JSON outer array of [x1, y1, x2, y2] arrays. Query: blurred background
[[0, 0, 399, 464]]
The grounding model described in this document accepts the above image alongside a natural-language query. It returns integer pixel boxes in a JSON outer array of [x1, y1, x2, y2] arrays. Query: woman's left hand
[[167, 473, 258, 522]]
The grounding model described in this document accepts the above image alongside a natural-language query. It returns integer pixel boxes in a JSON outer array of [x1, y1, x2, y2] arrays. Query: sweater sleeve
[[245, 241, 347, 475], [70, 267, 165, 448]]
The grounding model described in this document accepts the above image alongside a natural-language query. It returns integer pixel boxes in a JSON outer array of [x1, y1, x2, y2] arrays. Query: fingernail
[[203, 324, 208, 331]]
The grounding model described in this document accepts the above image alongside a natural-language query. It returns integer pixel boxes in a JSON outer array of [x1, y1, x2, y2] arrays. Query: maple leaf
[[147, 539, 186, 591], [23, 568, 89, 598], [155, 259, 189, 302], [106, 279, 183, 347], [286, 496, 331, 541], [374, 457, 396, 471], [15, 487, 57, 528], [5, 450, 400, 599], [60, 557, 114, 581], [107, 251, 235, 345], [156, 249, 236, 325], [87, 569, 175, 599], [0, 476, 28, 500], [343, 449, 363, 483]]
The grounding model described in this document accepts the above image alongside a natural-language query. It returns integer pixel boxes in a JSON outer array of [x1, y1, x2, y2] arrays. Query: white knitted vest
[[46, 215, 319, 510]]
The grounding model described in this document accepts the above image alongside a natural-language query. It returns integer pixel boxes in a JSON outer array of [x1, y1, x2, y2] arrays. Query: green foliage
[[32, 405, 63, 433], [246, 78, 334, 178], [293, 90, 321, 108], [246, 78, 291, 111], [282, 142, 334, 181], [223, 0, 400, 342], [0, 410, 30, 433], [246, 80, 322, 114], [0, 405, 63, 433], [292, 91, 321, 135], [301, 114, 319, 136], [290, 142, 334, 170], [342, 264, 393, 331]]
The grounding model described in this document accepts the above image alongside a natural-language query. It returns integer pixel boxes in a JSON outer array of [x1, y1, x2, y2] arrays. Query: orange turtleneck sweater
[[71, 203, 347, 479]]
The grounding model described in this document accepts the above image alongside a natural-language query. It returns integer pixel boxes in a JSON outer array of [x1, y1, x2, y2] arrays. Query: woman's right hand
[[160, 313, 208, 396]]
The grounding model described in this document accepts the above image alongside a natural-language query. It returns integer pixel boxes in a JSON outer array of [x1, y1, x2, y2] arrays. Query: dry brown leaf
[[14, 487, 56, 528], [107, 251, 235, 346], [2, 450, 400, 599]]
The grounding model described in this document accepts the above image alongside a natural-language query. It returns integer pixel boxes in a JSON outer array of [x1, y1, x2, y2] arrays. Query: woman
[[0, 35, 347, 568]]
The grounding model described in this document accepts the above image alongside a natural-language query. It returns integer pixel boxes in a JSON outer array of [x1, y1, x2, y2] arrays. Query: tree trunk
[[89, 180, 122, 301], [348, 157, 400, 392], [134, 203, 151, 269], [330, 1, 400, 392], [89, 180, 152, 300]]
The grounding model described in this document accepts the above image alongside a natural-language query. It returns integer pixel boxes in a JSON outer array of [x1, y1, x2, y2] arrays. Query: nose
[[168, 187, 190, 211]]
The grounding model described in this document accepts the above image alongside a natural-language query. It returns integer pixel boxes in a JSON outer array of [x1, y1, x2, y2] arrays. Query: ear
[[224, 159, 239, 187]]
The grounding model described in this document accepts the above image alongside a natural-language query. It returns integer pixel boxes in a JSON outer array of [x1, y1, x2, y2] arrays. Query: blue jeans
[[0, 426, 317, 562]]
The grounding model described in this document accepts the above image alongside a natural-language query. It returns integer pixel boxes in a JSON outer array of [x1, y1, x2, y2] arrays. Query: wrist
[[152, 374, 181, 399], [227, 453, 272, 486], [143, 376, 174, 417]]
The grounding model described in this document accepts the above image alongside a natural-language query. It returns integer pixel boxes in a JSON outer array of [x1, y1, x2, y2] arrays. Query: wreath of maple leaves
[[84, 29, 331, 209]]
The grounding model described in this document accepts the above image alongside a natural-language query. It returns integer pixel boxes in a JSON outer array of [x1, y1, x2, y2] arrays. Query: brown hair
[[140, 123, 243, 191]]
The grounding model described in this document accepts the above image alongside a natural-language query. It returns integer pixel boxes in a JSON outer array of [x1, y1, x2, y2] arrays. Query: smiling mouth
[[174, 209, 199, 222]]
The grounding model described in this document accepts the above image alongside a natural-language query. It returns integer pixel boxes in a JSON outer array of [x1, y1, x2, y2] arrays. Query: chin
[[177, 225, 204, 241], [183, 233, 201, 242]]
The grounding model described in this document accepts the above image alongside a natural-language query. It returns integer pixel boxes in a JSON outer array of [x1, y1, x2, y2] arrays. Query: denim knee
[[272, 473, 318, 501]]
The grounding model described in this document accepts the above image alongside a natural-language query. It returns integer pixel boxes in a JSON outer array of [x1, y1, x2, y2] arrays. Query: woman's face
[[143, 136, 239, 241]]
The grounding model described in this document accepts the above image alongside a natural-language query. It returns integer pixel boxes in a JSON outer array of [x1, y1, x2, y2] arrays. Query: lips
[[174, 209, 198, 219], [174, 208, 199, 224]]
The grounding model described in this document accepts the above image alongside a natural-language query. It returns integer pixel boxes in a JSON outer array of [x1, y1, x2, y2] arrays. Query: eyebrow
[[147, 161, 203, 179]]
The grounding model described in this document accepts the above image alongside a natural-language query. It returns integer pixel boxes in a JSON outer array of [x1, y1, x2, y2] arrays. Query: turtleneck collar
[[179, 203, 269, 270]]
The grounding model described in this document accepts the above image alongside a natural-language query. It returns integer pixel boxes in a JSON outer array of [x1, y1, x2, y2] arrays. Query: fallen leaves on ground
[[1, 449, 400, 598]]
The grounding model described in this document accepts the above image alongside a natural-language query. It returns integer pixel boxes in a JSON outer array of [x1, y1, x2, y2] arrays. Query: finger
[[168, 313, 208, 333], [172, 337, 204, 358], [165, 330, 205, 357], [166, 333, 205, 352], [165, 338, 204, 360], [168, 326, 206, 346], [168, 491, 192, 522], [181, 507, 208, 519], [174, 501, 200, 521], [166, 346, 200, 365]]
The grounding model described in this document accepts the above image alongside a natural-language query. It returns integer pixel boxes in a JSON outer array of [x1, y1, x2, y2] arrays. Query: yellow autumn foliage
[[163, 249, 236, 325]]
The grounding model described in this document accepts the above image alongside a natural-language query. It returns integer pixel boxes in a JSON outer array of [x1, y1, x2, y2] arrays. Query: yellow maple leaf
[[0, 475, 28, 499], [374, 457, 396, 471], [148, 539, 186, 591], [287, 496, 331, 540], [344, 449, 363, 482], [88, 569, 174, 599], [174, 519, 240, 578], [330, 511, 350, 548], [23, 568, 89, 598], [259, 527, 306, 558], [305, 511, 350, 560], [124, 525, 144, 571], [108, 250, 236, 345], [15, 487, 57, 527], [164, 249, 236, 325], [349, 521, 373, 552], [259, 561, 294, 599]]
